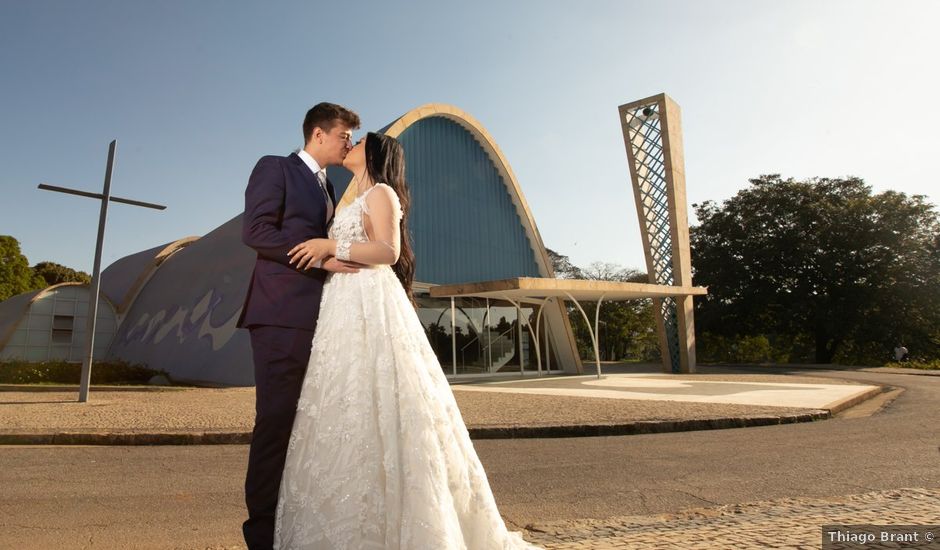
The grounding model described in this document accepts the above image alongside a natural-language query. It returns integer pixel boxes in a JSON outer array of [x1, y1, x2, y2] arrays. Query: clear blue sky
[[2, 0, 937, 274]]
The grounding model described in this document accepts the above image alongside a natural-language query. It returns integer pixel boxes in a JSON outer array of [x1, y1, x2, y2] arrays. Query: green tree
[[31, 261, 91, 286], [691, 175, 940, 364], [580, 262, 659, 361], [0, 236, 45, 301], [547, 254, 659, 361]]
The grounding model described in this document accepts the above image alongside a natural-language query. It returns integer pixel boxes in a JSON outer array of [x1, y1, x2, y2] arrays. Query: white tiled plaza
[[452, 372, 881, 410]]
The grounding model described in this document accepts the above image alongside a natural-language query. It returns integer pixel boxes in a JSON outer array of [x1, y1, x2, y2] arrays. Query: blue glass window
[[397, 116, 541, 284]]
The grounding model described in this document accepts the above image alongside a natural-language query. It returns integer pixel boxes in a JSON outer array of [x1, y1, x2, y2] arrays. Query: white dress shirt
[[297, 149, 334, 224], [297, 150, 334, 269]]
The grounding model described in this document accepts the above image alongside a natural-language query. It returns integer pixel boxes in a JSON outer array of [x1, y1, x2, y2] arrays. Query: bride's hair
[[364, 132, 416, 306]]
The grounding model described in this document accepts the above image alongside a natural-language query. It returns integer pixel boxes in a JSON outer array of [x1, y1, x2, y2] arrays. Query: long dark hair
[[364, 132, 416, 305]]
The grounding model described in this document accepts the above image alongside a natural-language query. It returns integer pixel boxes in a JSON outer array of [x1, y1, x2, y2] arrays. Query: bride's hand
[[288, 238, 335, 270], [322, 256, 364, 273]]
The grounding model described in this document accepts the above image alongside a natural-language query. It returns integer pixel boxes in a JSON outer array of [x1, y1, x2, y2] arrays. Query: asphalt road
[[1, 369, 937, 549]]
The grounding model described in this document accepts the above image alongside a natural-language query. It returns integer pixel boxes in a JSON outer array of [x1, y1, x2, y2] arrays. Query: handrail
[[460, 334, 481, 353], [481, 326, 516, 354], [459, 325, 516, 368]]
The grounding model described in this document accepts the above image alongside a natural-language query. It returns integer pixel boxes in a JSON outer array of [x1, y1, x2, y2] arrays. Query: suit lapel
[[288, 152, 330, 226], [289, 152, 317, 186]]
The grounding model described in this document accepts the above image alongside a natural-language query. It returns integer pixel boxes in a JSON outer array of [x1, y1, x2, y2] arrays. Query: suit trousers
[[243, 325, 316, 550]]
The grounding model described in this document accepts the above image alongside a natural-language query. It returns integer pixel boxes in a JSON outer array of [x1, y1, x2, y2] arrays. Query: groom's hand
[[322, 256, 363, 273], [289, 238, 334, 270]]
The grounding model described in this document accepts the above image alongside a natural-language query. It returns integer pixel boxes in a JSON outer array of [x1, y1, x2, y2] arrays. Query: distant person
[[894, 344, 909, 362]]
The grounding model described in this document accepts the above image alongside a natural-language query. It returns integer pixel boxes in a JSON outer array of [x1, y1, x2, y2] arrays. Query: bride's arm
[[289, 185, 401, 269], [343, 184, 401, 265]]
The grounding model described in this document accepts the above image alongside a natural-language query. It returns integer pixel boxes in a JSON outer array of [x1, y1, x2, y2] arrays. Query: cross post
[[37, 140, 166, 402]]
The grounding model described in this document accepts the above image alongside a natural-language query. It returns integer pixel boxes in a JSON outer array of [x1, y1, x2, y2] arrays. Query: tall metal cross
[[38, 140, 166, 403]]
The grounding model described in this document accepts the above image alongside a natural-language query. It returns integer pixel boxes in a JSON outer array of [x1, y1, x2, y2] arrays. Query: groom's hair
[[303, 103, 361, 143]]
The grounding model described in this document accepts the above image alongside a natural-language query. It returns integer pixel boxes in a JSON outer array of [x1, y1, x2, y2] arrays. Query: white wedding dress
[[274, 185, 540, 550]]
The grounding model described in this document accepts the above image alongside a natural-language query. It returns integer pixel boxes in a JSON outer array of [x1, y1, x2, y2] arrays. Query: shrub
[[883, 360, 940, 370], [0, 360, 169, 385], [732, 335, 773, 363], [698, 333, 792, 364]]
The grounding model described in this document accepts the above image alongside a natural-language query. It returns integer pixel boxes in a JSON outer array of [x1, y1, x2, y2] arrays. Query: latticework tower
[[619, 93, 697, 373]]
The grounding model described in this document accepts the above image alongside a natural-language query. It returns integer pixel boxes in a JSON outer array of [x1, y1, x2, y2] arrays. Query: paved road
[[484, 370, 939, 524], [1, 368, 937, 549]]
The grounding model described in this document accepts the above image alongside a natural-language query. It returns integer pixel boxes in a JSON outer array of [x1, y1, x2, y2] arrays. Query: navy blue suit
[[238, 152, 335, 550]]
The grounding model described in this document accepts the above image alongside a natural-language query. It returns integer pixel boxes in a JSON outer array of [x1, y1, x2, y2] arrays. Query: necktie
[[316, 170, 333, 224]]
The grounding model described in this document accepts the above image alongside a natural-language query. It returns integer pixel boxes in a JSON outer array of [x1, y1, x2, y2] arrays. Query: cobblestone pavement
[[521, 487, 940, 549]]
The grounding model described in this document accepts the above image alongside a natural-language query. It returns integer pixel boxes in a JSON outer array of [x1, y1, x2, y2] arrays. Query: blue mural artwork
[[106, 214, 255, 385]]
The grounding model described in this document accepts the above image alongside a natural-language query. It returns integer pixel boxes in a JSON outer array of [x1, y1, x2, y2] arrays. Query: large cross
[[38, 140, 166, 403]]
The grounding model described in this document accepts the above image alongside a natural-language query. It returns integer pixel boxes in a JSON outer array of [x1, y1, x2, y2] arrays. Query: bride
[[277, 132, 541, 549]]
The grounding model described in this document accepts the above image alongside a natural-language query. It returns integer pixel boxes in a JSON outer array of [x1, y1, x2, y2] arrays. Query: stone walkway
[[0, 383, 829, 431], [0, 384, 840, 444], [522, 487, 940, 549], [0, 369, 881, 441], [159, 487, 940, 549]]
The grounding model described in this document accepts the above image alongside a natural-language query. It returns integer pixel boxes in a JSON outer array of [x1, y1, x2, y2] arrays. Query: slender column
[[534, 301, 546, 376], [516, 304, 523, 376], [595, 295, 605, 365], [500, 295, 548, 376], [450, 297, 457, 376], [563, 291, 605, 379], [485, 299, 492, 373]]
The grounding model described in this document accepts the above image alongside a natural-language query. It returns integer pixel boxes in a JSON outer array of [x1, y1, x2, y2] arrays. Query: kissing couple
[[236, 102, 541, 549]]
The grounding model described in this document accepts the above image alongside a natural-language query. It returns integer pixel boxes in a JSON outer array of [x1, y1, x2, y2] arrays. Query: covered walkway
[[430, 277, 707, 378]]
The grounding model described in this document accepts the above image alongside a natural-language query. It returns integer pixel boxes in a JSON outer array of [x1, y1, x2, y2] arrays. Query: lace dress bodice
[[328, 190, 369, 248]]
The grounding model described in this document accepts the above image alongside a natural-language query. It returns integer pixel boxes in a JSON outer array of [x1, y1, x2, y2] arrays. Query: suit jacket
[[237, 153, 336, 330]]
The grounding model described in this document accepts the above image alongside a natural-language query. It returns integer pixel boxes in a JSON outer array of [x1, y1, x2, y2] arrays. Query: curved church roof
[[100, 237, 199, 314], [338, 104, 557, 285], [0, 282, 118, 350]]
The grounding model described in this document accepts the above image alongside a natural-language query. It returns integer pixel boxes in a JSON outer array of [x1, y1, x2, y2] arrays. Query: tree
[[546, 252, 659, 361], [580, 263, 659, 361], [581, 262, 645, 283], [546, 248, 583, 279], [32, 261, 91, 286], [691, 175, 940, 364], [0, 236, 45, 301]]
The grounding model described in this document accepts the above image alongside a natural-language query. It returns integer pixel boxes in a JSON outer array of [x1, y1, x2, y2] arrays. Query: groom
[[237, 102, 361, 549]]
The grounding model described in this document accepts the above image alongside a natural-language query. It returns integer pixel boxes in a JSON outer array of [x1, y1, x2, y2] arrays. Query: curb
[[1, 382, 888, 446], [0, 410, 833, 445], [467, 411, 832, 439], [822, 385, 887, 414], [859, 368, 940, 377], [0, 385, 186, 393], [0, 431, 251, 445], [703, 364, 940, 376]]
